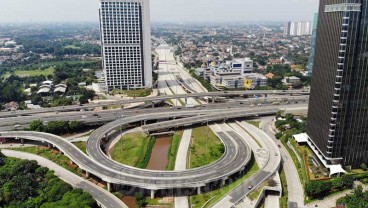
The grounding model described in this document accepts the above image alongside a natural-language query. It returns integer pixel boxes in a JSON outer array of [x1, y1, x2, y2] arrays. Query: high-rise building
[[307, 13, 318, 75], [307, 0, 367, 168], [99, 0, 152, 91], [284, 21, 312, 36]]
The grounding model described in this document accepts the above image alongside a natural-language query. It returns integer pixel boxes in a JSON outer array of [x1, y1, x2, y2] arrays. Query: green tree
[[342, 174, 354, 188], [29, 120, 44, 132], [135, 192, 147, 208], [69, 121, 84, 132], [361, 163, 367, 171]]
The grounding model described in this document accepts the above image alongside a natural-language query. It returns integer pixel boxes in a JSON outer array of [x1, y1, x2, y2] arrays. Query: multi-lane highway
[[0, 90, 309, 118]]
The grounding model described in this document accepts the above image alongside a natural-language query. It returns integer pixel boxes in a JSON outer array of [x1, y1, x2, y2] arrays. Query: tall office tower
[[99, 0, 152, 91], [307, 13, 318, 75], [307, 1, 367, 168]]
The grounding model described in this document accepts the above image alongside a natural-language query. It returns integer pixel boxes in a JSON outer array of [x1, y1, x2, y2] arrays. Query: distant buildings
[[212, 58, 254, 77], [99, 0, 152, 91], [307, 1, 368, 169], [195, 58, 267, 90], [284, 21, 312, 36]]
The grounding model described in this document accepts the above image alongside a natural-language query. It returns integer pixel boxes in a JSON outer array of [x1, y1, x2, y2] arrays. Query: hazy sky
[[0, 0, 319, 23]]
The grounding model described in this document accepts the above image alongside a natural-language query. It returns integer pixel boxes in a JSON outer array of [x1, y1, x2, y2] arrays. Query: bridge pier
[[152, 102, 155, 109], [85, 171, 90, 178], [197, 187, 202, 195], [150, 189, 156, 199], [47, 143, 52, 148], [221, 178, 227, 187], [185, 98, 188, 105], [212, 96, 215, 103], [107, 182, 112, 192], [20, 138, 24, 144]]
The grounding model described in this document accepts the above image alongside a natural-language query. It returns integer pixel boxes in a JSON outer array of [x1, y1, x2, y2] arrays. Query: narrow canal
[[122, 135, 173, 207], [146, 136, 171, 170]]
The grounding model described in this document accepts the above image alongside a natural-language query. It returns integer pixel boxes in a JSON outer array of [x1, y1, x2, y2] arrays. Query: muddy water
[[122, 196, 136, 208], [146, 136, 171, 170]]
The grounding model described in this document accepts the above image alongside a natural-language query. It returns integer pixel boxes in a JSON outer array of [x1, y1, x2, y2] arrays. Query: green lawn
[[166, 131, 183, 171], [110, 132, 155, 168], [279, 167, 288, 208], [73, 141, 87, 154], [190, 159, 259, 208], [2, 60, 98, 79], [10, 146, 83, 175], [247, 120, 261, 128], [112, 88, 153, 97], [189, 126, 225, 169], [2, 67, 55, 78]]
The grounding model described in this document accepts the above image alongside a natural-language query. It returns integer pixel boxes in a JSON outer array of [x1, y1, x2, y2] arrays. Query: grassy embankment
[[166, 131, 183, 171], [111, 132, 155, 168], [10, 146, 83, 175], [188, 126, 224, 169]]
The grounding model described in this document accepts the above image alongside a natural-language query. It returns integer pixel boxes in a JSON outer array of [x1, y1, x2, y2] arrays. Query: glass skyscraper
[[99, 0, 152, 91], [307, 0, 368, 168], [307, 13, 318, 76]]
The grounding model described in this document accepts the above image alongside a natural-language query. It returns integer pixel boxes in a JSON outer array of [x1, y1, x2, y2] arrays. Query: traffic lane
[[0, 91, 309, 117], [77, 181, 128, 208], [228, 171, 271, 203]]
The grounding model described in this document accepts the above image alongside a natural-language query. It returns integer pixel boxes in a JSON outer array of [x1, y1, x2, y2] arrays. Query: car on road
[[278, 144, 282, 148], [257, 103, 262, 106], [248, 184, 253, 189], [250, 104, 255, 107], [81, 115, 88, 119], [93, 114, 99, 116]]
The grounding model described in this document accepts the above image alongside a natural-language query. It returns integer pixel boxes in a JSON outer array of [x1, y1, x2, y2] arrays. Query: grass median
[[110, 132, 155, 168], [189, 126, 224, 169], [166, 131, 183, 171], [73, 141, 87, 154]]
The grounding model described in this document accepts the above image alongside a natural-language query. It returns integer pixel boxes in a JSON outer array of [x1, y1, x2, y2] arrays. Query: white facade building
[[99, 0, 152, 91], [212, 58, 254, 77], [284, 21, 312, 36]]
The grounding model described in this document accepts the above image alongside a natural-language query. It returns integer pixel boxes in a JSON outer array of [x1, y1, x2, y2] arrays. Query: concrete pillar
[[85, 171, 90, 178], [185, 98, 188, 105], [197, 187, 202, 195], [144, 120, 147, 125], [20, 138, 24, 144], [150, 190, 156, 199], [47, 143, 52, 149], [69, 160, 74, 165], [152, 102, 155, 109], [212, 96, 215, 103], [221, 178, 227, 186], [107, 182, 112, 192]]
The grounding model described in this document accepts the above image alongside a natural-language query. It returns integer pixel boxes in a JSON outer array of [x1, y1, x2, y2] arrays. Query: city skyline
[[0, 0, 318, 23]]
